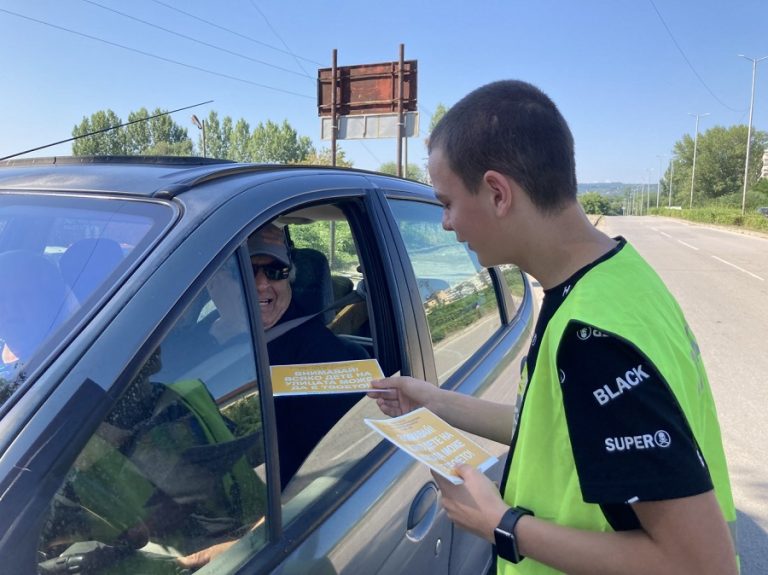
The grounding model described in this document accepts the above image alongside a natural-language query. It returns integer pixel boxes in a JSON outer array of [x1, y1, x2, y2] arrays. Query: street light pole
[[656, 155, 665, 208], [191, 114, 206, 158], [688, 112, 709, 209], [738, 54, 768, 216], [669, 157, 674, 207]]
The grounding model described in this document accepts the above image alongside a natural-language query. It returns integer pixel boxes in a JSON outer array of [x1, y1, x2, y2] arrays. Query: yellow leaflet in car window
[[364, 407, 498, 485], [271, 358, 384, 396]]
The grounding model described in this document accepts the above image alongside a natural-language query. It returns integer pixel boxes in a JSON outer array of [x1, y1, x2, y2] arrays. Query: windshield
[[0, 193, 174, 406]]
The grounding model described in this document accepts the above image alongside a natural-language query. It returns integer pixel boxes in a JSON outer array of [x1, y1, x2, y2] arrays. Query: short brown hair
[[428, 80, 577, 214]]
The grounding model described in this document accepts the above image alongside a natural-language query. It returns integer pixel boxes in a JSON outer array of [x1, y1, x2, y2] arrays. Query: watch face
[[495, 507, 531, 564], [494, 526, 521, 563]]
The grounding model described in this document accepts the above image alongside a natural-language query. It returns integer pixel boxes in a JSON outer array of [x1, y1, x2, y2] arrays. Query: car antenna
[[0, 100, 213, 162]]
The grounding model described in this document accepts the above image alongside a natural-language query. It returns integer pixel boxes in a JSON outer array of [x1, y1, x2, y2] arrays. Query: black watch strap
[[494, 506, 533, 564]]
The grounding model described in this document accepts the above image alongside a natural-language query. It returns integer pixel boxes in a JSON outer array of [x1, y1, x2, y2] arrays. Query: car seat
[[290, 248, 335, 325]]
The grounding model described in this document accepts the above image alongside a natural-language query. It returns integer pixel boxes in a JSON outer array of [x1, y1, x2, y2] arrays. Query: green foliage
[[229, 119, 252, 162], [378, 161, 427, 182], [428, 103, 448, 134], [249, 119, 313, 164], [72, 108, 192, 156], [579, 192, 611, 214], [578, 191, 624, 215], [72, 109, 126, 156], [666, 125, 768, 207], [221, 395, 263, 437], [297, 147, 354, 167], [654, 206, 768, 233], [426, 284, 496, 343], [288, 220, 358, 272]]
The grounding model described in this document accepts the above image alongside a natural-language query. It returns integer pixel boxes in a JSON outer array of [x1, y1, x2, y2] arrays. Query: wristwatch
[[494, 506, 533, 563]]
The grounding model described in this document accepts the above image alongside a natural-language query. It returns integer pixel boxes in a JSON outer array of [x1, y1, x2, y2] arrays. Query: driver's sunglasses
[[251, 262, 291, 281]]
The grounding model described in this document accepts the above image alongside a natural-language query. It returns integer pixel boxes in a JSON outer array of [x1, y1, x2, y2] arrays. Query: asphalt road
[[599, 215, 768, 574]]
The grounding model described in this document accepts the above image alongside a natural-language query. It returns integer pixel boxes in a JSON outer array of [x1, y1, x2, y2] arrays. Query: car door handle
[[406, 482, 439, 541]]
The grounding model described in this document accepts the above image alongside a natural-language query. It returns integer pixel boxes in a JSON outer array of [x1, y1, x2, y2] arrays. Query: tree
[[72, 109, 125, 156], [297, 147, 353, 167], [124, 108, 152, 155], [378, 161, 426, 182], [579, 192, 613, 215], [249, 120, 313, 164], [201, 111, 226, 159], [72, 108, 192, 156], [428, 104, 448, 134], [230, 119, 252, 162], [146, 109, 192, 156], [665, 124, 768, 208]]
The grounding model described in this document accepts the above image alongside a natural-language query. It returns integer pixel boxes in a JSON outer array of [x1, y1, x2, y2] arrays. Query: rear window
[[0, 193, 174, 405]]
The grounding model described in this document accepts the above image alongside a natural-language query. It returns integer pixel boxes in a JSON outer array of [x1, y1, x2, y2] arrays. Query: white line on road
[[677, 239, 700, 251], [711, 255, 765, 281], [660, 231, 672, 238]]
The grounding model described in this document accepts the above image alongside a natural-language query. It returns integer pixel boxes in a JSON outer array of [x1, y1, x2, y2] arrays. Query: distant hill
[[578, 182, 641, 196]]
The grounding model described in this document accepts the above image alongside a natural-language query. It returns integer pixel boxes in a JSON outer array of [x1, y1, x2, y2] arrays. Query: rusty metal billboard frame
[[317, 45, 417, 176], [317, 60, 417, 117]]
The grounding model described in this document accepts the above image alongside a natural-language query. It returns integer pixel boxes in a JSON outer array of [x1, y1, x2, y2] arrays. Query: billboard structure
[[317, 45, 417, 175]]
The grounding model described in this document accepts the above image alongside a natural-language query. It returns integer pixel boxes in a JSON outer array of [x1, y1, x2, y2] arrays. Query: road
[[599, 215, 768, 574]]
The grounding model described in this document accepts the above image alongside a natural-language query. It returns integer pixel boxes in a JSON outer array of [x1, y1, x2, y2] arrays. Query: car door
[[374, 181, 534, 575], [0, 173, 455, 575]]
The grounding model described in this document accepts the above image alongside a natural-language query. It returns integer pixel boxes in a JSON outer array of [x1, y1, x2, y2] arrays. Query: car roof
[[0, 155, 432, 199]]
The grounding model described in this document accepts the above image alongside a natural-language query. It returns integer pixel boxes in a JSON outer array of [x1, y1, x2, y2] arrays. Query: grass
[[650, 206, 768, 234]]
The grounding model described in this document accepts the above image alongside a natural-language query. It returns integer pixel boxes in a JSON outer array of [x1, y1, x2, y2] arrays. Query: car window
[[0, 194, 172, 404], [387, 199, 502, 383], [36, 254, 268, 573], [498, 263, 526, 319]]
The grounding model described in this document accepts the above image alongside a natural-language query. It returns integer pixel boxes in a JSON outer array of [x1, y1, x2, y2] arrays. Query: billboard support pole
[[331, 49, 338, 167], [396, 44, 404, 177]]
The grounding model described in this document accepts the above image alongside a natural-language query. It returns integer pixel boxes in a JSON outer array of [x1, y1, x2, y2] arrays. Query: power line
[[81, 0, 313, 80], [648, 0, 743, 114], [248, 0, 313, 79], [0, 7, 314, 100], [0, 100, 213, 161], [150, 0, 324, 67]]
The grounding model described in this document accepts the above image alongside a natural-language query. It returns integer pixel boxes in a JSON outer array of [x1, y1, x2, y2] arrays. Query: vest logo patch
[[593, 364, 650, 406], [576, 326, 609, 341], [605, 430, 671, 452]]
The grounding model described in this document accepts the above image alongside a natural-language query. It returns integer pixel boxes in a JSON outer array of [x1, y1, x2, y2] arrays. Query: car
[[0, 156, 533, 574]]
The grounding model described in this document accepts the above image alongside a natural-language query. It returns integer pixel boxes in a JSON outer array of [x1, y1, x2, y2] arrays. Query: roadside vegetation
[[69, 105, 445, 183], [578, 124, 768, 235]]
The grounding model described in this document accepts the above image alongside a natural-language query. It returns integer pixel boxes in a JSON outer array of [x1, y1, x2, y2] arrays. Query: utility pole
[[688, 112, 710, 209], [669, 157, 674, 207], [191, 115, 206, 158], [656, 155, 665, 208], [738, 54, 768, 215]]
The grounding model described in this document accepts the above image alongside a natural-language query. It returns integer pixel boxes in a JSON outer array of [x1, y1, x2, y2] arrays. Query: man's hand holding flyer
[[365, 407, 498, 484]]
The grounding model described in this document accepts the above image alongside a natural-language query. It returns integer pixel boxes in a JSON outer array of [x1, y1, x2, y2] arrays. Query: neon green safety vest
[[499, 242, 737, 575]]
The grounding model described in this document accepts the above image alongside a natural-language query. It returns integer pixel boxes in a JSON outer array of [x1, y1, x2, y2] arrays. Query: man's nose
[[254, 269, 270, 287]]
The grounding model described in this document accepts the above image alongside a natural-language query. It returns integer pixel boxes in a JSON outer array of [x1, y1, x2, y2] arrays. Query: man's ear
[[483, 170, 514, 216]]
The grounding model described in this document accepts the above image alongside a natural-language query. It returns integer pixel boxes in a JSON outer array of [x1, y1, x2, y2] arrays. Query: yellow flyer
[[364, 407, 498, 485], [271, 358, 384, 396]]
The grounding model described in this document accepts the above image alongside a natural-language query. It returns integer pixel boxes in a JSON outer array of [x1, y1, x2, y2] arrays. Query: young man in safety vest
[[371, 80, 738, 575]]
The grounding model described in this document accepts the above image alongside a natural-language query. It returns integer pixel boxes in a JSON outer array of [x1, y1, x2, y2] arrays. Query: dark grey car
[[0, 156, 533, 574]]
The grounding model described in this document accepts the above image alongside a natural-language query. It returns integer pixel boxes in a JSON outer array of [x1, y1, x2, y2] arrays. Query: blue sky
[[1, 1, 766, 184]]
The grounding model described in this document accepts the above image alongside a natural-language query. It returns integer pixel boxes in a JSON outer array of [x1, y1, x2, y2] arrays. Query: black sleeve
[[557, 321, 713, 505]]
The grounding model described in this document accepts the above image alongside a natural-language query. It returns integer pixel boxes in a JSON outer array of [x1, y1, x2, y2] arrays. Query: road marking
[[660, 231, 672, 238], [677, 239, 699, 251], [711, 255, 765, 281]]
